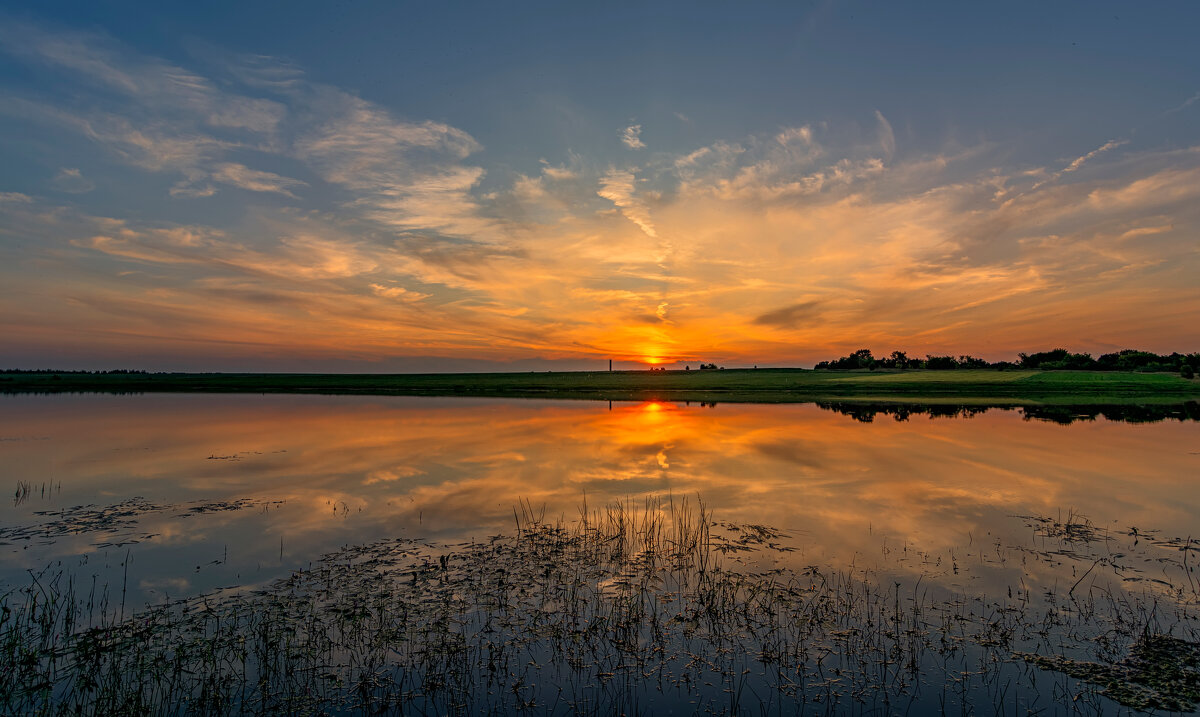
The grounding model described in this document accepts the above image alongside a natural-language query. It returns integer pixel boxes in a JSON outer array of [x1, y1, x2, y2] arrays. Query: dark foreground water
[[1, 394, 1198, 714]]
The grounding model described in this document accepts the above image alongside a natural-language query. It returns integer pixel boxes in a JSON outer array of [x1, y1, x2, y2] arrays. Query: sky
[[1, 1, 1198, 371]]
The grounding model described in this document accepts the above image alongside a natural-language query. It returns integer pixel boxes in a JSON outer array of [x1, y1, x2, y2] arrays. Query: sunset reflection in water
[[1, 393, 1197, 603]]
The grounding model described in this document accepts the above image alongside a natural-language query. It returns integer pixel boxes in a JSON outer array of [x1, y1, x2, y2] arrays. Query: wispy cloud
[[369, 284, 430, 302], [754, 301, 823, 329], [1063, 139, 1127, 174], [295, 91, 493, 240], [50, 168, 95, 194], [620, 124, 645, 150], [1167, 91, 1200, 114], [597, 169, 656, 237], [210, 163, 305, 197], [874, 110, 895, 159]]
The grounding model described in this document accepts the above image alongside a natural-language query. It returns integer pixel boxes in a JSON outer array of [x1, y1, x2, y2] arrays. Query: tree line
[[1, 368, 149, 374], [815, 400, 1200, 424], [814, 348, 1198, 376]]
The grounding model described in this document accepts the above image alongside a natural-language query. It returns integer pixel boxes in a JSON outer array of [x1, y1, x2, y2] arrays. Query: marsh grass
[[1, 496, 1198, 715]]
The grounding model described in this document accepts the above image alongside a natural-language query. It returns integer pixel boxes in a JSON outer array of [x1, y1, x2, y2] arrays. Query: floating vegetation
[[1015, 634, 1200, 711], [0, 497, 283, 547], [1, 496, 1198, 714]]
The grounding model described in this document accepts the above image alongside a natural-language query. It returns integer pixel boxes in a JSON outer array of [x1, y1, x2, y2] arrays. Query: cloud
[[169, 180, 217, 198], [621, 124, 645, 150], [674, 124, 889, 201], [49, 167, 95, 194], [597, 169, 657, 237], [216, 52, 306, 91], [875, 110, 895, 159], [1086, 166, 1200, 210], [0, 191, 32, 203], [210, 163, 305, 197], [369, 284, 430, 302], [0, 18, 499, 266], [539, 157, 578, 180], [0, 20, 286, 135], [753, 301, 823, 329], [1063, 139, 1127, 174], [1167, 91, 1200, 114], [364, 466, 425, 485], [10, 130, 1200, 368], [296, 91, 493, 239]]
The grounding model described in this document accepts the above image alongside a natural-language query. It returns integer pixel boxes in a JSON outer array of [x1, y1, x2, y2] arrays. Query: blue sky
[[1, 1, 1198, 370]]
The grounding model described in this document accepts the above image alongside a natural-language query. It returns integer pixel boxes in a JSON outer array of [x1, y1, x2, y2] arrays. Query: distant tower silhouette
[[609, 359, 612, 372]]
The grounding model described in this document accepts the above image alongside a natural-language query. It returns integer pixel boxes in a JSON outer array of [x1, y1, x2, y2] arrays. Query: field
[[2, 368, 1198, 404]]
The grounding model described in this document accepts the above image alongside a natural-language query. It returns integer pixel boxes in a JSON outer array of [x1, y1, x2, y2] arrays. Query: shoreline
[[2, 368, 1197, 405]]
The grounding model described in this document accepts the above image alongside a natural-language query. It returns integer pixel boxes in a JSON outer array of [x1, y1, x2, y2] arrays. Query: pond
[[2, 394, 1198, 714]]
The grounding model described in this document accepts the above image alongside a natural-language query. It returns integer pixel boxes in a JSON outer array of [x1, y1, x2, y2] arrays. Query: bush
[[1183, 365, 1195, 380]]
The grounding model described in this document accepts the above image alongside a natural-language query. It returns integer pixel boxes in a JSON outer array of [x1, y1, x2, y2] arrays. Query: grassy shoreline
[[2, 368, 1198, 404]]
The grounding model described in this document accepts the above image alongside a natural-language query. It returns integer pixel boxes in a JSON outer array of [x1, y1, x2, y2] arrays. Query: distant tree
[[924, 355, 957, 370], [1182, 364, 1194, 379], [1119, 351, 1156, 370], [833, 349, 874, 370], [1039, 352, 1096, 370], [1096, 352, 1122, 371], [1018, 349, 1070, 369], [812, 347, 1196, 373]]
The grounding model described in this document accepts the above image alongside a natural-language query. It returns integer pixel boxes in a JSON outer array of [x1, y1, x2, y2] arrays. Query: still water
[[2, 393, 1198, 713]]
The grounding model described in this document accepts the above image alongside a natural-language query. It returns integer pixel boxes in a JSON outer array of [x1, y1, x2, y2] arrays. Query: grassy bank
[[2, 368, 1198, 404]]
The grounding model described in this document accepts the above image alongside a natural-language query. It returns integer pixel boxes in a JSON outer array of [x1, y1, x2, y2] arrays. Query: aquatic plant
[[1, 496, 1197, 714]]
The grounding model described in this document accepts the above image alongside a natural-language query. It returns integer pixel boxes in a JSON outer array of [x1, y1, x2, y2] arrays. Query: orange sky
[[1, 12, 1198, 370], [4, 142, 1197, 370]]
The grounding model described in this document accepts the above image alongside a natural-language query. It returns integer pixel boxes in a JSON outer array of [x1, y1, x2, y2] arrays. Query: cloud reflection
[[3, 395, 1196, 600]]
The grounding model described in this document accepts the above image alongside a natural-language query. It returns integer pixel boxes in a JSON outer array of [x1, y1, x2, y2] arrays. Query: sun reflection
[[5, 394, 1199, 604]]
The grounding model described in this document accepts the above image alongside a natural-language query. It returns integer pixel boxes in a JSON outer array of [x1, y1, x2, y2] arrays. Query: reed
[[1, 497, 1197, 714]]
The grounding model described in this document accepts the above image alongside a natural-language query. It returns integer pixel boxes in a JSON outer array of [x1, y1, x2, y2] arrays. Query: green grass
[[2, 368, 1197, 404]]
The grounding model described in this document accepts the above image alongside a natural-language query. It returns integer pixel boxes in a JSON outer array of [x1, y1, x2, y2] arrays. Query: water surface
[[2, 394, 1198, 713], [3, 394, 1196, 603]]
